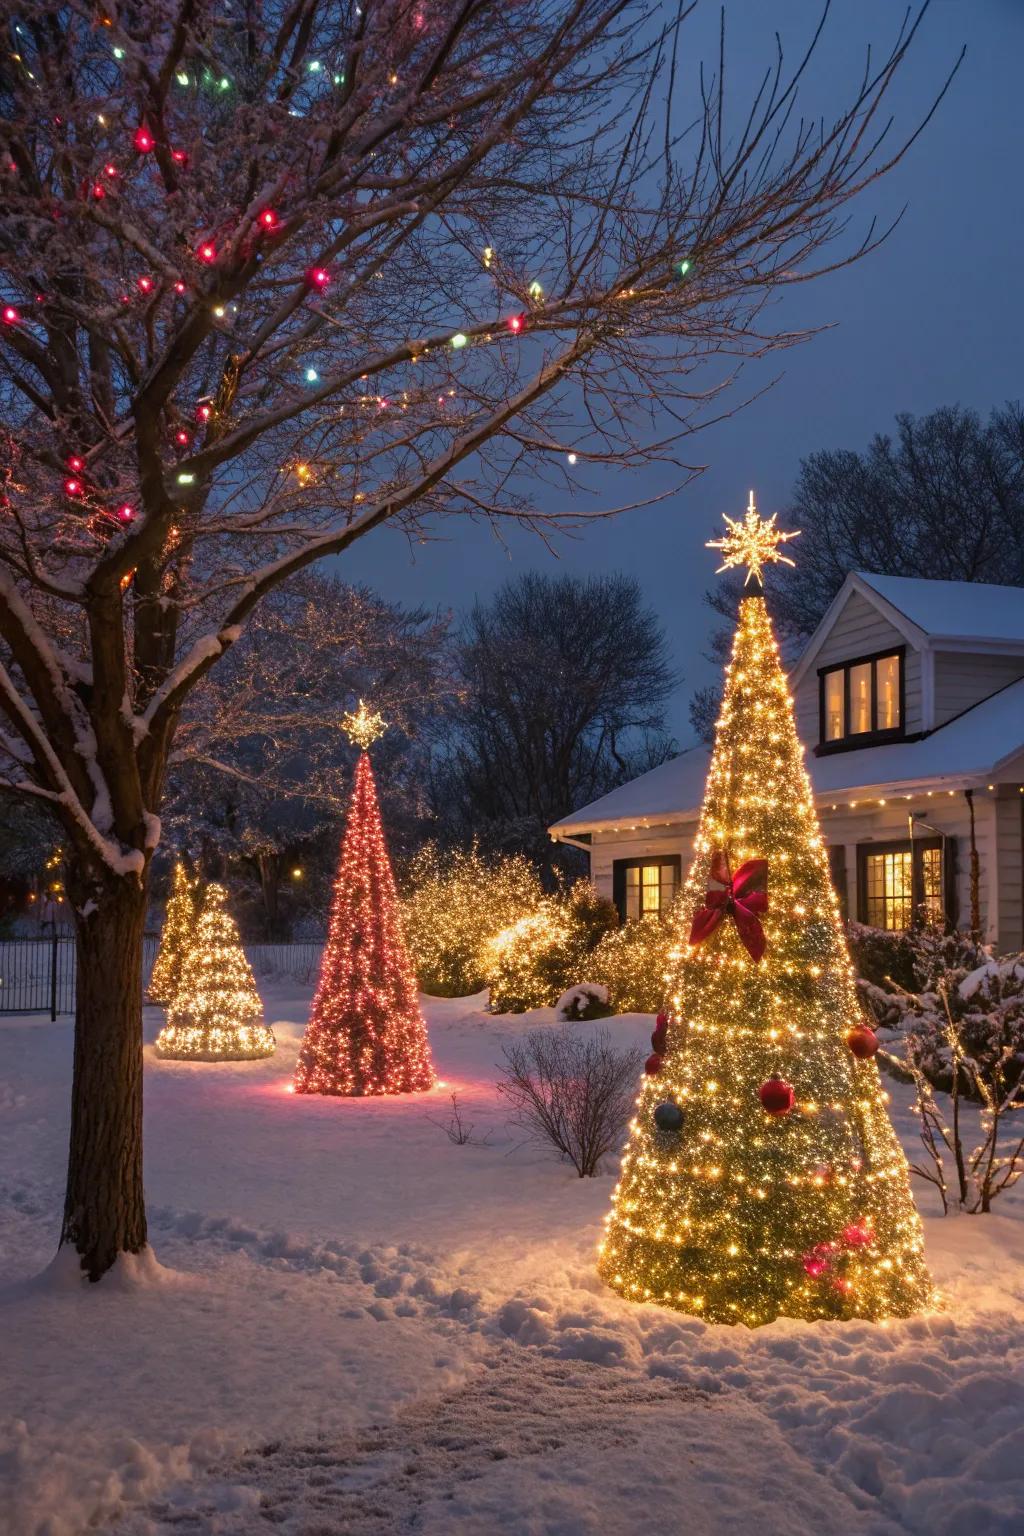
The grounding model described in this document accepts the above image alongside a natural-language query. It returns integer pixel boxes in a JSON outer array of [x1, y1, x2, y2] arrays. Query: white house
[[549, 573, 1024, 951]]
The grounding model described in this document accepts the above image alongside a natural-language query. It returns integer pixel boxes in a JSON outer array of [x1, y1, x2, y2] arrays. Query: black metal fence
[[0, 935, 77, 1018], [0, 935, 322, 1017]]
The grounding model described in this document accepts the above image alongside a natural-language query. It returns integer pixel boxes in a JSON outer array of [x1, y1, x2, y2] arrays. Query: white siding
[[932, 651, 1024, 727], [589, 788, 1012, 947], [794, 591, 921, 744], [816, 795, 990, 938], [994, 791, 1024, 952], [590, 826, 695, 908]]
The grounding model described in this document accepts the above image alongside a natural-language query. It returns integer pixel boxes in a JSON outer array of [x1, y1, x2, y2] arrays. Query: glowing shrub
[[591, 901, 683, 1014], [401, 843, 543, 997]]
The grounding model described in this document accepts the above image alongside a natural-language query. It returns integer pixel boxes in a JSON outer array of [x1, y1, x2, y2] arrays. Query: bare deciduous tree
[[497, 1026, 642, 1176], [0, 0, 954, 1277], [433, 571, 677, 868]]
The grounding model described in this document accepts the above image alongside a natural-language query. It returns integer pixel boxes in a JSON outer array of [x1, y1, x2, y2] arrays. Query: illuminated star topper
[[707, 491, 800, 586], [341, 698, 388, 750]]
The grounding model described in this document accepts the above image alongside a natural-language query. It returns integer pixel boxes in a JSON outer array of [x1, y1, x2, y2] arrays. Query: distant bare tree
[[433, 571, 677, 870], [497, 1026, 642, 1176], [0, 0, 954, 1279]]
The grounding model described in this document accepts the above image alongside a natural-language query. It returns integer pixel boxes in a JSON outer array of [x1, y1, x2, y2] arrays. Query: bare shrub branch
[[496, 1025, 643, 1176]]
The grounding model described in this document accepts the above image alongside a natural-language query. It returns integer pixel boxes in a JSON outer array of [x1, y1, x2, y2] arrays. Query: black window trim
[[855, 836, 946, 930], [817, 645, 906, 754], [612, 855, 682, 924]]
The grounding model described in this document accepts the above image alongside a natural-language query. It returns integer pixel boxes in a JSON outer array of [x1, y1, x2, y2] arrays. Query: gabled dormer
[[790, 573, 1024, 753]]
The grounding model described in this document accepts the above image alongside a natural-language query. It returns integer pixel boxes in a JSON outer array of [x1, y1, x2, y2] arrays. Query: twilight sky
[[341, 1, 1023, 744]]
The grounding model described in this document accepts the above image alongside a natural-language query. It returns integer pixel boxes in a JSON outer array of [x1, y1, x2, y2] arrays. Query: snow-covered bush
[[852, 919, 988, 1033], [590, 902, 682, 1014], [401, 843, 543, 997], [497, 1027, 643, 1176], [555, 983, 611, 1022], [900, 957, 1024, 1213], [484, 882, 618, 1013]]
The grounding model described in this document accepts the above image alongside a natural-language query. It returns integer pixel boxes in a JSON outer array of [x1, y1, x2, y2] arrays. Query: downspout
[[963, 788, 981, 940]]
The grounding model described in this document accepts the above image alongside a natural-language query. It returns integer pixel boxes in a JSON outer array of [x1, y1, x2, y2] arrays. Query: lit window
[[849, 662, 872, 734], [860, 840, 943, 930], [824, 671, 844, 741], [920, 846, 943, 922], [819, 652, 903, 746], [621, 860, 679, 922], [875, 654, 900, 731], [864, 849, 913, 929]]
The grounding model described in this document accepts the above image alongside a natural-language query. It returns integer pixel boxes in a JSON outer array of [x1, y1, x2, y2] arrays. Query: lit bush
[[591, 902, 682, 1014], [484, 882, 618, 1013], [485, 901, 571, 1013], [401, 843, 543, 997]]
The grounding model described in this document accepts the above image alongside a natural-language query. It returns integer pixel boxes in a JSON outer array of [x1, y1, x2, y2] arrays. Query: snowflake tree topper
[[707, 491, 800, 586], [341, 699, 388, 750]]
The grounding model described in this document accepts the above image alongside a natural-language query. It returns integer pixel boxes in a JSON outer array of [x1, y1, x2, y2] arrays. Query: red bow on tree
[[689, 850, 768, 962]]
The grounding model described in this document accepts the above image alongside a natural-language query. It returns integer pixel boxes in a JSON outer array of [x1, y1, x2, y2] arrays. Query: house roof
[[791, 572, 1024, 689], [856, 572, 1024, 645], [551, 676, 1024, 836]]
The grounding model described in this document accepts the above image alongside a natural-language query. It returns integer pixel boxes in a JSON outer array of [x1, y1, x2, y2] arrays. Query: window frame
[[817, 646, 906, 753], [612, 856, 681, 924], [856, 836, 944, 931]]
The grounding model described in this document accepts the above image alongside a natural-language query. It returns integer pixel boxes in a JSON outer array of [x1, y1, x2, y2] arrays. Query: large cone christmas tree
[[599, 497, 932, 1326], [155, 883, 275, 1060], [148, 861, 196, 1004], [294, 702, 435, 1096]]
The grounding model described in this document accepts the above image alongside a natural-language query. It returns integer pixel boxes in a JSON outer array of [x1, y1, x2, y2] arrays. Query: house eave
[[549, 769, 1003, 839]]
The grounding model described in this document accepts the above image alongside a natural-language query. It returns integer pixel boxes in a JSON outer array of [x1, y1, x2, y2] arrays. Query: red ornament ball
[[644, 1052, 663, 1077], [759, 1078, 794, 1116], [842, 1221, 873, 1249], [846, 1025, 879, 1060]]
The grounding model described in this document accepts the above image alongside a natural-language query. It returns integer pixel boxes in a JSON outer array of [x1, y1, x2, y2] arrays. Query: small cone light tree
[[155, 884, 275, 1060], [148, 862, 196, 1005], [599, 497, 932, 1326], [294, 702, 435, 1096]]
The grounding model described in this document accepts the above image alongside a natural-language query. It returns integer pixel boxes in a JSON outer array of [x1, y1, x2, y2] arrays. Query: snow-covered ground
[[2, 986, 1023, 1536]]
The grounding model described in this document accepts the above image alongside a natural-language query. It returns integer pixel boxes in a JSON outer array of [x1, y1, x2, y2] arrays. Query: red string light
[[2, 305, 19, 324], [293, 751, 436, 1096], [197, 240, 217, 264], [507, 314, 524, 333], [137, 275, 154, 294], [66, 455, 84, 472], [63, 477, 83, 497], [258, 208, 279, 230], [133, 126, 155, 153], [116, 503, 135, 523], [306, 266, 330, 290]]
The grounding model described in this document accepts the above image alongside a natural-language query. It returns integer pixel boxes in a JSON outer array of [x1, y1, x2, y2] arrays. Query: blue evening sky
[[340, 1, 1022, 744]]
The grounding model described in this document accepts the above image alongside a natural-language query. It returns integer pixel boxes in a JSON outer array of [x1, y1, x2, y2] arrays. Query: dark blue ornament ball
[[653, 1101, 684, 1133]]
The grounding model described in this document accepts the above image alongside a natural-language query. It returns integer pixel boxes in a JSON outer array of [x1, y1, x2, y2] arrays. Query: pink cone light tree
[[294, 702, 435, 1096]]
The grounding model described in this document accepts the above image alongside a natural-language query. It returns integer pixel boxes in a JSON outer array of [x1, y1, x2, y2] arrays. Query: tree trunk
[[60, 873, 148, 1281], [258, 852, 281, 938]]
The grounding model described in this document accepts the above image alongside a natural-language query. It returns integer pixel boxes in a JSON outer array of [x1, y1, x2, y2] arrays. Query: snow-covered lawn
[[2, 986, 1023, 1536]]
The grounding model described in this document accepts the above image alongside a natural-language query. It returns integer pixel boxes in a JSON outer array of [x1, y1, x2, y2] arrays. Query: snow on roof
[[551, 676, 1024, 834], [857, 572, 1024, 644]]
